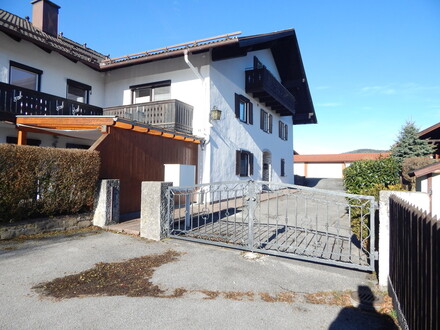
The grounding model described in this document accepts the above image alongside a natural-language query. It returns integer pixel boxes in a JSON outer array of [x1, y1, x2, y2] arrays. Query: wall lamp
[[210, 106, 222, 121]]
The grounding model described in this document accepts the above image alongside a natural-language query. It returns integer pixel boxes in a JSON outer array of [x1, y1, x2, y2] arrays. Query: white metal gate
[[167, 181, 376, 271]]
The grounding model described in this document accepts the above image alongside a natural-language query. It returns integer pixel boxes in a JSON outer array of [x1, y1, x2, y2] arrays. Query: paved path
[[0, 230, 394, 329]]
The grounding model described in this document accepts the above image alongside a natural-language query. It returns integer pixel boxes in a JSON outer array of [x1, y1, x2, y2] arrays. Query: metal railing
[[104, 99, 193, 134], [167, 180, 376, 271], [389, 195, 439, 330], [0, 82, 103, 116]]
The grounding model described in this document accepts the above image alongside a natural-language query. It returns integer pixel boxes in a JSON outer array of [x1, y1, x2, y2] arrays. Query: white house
[[0, 1, 316, 212], [409, 162, 440, 219]]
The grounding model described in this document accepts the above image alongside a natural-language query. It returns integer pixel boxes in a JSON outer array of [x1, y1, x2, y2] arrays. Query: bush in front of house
[[0, 145, 100, 223], [343, 157, 403, 248]]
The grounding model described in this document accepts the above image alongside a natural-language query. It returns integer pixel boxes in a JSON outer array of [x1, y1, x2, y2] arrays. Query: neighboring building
[[294, 152, 390, 179], [0, 1, 317, 213], [419, 122, 440, 159], [409, 162, 440, 219]]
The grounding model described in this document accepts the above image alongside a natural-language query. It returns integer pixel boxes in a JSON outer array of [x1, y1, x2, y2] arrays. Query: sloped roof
[[0, 9, 106, 69], [0, 7, 316, 124], [409, 161, 440, 177], [419, 122, 440, 139], [294, 152, 390, 163]]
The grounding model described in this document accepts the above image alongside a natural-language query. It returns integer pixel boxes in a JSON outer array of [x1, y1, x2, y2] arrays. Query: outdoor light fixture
[[210, 106, 222, 121]]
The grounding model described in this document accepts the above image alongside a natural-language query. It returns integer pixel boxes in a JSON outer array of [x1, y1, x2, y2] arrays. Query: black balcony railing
[[245, 67, 296, 116], [104, 99, 193, 135], [0, 82, 103, 117]]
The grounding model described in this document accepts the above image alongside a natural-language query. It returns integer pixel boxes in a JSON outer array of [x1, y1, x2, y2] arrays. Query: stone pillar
[[378, 191, 393, 289], [93, 179, 120, 227], [140, 182, 172, 241]]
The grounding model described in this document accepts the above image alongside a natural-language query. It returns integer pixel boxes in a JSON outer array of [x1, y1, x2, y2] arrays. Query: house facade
[[0, 1, 316, 212]]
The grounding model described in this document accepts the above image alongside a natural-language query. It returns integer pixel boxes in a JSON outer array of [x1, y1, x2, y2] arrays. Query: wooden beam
[[16, 116, 115, 127], [17, 129, 27, 145]]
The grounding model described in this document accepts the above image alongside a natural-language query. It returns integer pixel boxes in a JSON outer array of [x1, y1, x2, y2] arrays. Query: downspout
[[184, 49, 204, 83], [183, 49, 209, 185]]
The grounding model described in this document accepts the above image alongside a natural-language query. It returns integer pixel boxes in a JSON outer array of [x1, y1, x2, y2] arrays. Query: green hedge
[[343, 157, 402, 247], [0, 145, 100, 223], [343, 157, 400, 196]]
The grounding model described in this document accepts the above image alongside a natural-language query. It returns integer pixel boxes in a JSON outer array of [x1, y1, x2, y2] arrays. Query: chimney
[[31, 0, 60, 36]]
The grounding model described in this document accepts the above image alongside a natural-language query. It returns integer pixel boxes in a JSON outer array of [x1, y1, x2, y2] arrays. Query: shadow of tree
[[329, 286, 397, 330]]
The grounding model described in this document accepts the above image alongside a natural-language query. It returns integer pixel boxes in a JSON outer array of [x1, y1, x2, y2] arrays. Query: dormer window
[[131, 80, 171, 104]]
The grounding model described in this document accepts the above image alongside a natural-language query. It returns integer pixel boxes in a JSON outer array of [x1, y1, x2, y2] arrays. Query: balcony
[[0, 82, 103, 120], [245, 67, 296, 116], [104, 99, 193, 135]]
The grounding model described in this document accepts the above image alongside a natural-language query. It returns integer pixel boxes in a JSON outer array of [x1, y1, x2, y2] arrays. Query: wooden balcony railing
[[245, 67, 296, 116], [0, 82, 103, 117], [104, 99, 193, 135]]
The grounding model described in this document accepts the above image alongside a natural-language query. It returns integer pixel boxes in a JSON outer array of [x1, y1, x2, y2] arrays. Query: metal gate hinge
[[373, 251, 379, 259]]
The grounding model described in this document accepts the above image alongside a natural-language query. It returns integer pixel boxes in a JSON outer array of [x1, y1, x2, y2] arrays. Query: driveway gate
[[167, 181, 376, 271]]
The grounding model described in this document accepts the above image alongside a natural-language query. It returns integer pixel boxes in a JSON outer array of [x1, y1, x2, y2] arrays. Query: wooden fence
[[389, 195, 439, 330]]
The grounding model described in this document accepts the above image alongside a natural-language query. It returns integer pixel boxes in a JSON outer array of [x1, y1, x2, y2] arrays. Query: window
[[279, 121, 288, 141], [130, 80, 171, 104], [6, 136, 41, 146], [66, 79, 91, 104], [236, 150, 254, 177], [281, 159, 286, 177], [235, 93, 253, 124], [9, 61, 42, 91], [260, 109, 272, 133]]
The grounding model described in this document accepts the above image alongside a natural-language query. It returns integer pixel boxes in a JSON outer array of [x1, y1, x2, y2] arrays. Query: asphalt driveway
[[0, 230, 395, 329]]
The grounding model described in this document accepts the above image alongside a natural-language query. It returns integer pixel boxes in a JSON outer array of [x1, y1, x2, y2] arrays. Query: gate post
[[140, 181, 172, 241], [247, 181, 256, 251], [93, 179, 120, 227]]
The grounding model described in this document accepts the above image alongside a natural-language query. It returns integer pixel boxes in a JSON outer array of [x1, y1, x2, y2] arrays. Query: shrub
[[0, 145, 100, 223], [343, 157, 402, 247]]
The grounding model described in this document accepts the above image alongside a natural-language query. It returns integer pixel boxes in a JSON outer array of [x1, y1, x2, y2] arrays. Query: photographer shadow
[[329, 286, 397, 330]]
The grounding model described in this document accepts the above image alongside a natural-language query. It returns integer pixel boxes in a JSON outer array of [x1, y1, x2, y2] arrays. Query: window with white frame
[[235, 93, 253, 124], [9, 61, 42, 91], [66, 79, 91, 104], [236, 150, 254, 177], [260, 109, 273, 133], [279, 121, 288, 141], [131, 80, 171, 104]]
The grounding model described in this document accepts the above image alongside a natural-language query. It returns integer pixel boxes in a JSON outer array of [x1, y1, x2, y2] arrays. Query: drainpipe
[[184, 49, 204, 82], [183, 49, 209, 185]]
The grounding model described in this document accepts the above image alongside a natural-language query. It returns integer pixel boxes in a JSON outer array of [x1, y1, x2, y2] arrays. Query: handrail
[[0, 82, 102, 116]]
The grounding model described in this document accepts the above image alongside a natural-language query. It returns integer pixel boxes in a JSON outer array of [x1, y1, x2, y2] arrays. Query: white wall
[[209, 49, 293, 184], [0, 33, 106, 107], [417, 173, 440, 219]]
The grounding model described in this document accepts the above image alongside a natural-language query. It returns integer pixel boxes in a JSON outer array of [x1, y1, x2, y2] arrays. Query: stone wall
[[0, 213, 92, 240]]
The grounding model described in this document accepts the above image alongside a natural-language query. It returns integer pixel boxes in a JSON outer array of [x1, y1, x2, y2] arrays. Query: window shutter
[[285, 124, 288, 140], [249, 152, 254, 176], [236, 150, 241, 175], [234, 94, 240, 118], [279, 121, 282, 138], [260, 109, 264, 130], [248, 102, 253, 125], [269, 114, 273, 133]]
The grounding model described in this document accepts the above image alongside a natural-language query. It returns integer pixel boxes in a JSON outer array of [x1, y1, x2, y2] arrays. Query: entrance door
[[262, 151, 271, 182]]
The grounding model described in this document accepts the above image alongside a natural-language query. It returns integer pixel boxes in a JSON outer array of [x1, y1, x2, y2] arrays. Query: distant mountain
[[344, 149, 389, 154]]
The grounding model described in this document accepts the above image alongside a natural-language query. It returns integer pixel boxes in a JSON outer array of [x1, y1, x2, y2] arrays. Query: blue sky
[[3, 0, 439, 154]]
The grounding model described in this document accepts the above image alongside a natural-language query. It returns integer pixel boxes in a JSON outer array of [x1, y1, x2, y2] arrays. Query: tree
[[390, 121, 434, 167]]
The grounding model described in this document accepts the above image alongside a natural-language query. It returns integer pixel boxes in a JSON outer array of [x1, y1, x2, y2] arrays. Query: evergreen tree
[[390, 121, 434, 166]]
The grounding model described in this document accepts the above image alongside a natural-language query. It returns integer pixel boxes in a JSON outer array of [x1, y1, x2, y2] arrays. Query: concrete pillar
[[140, 182, 172, 241], [93, 179, 120, 227]]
